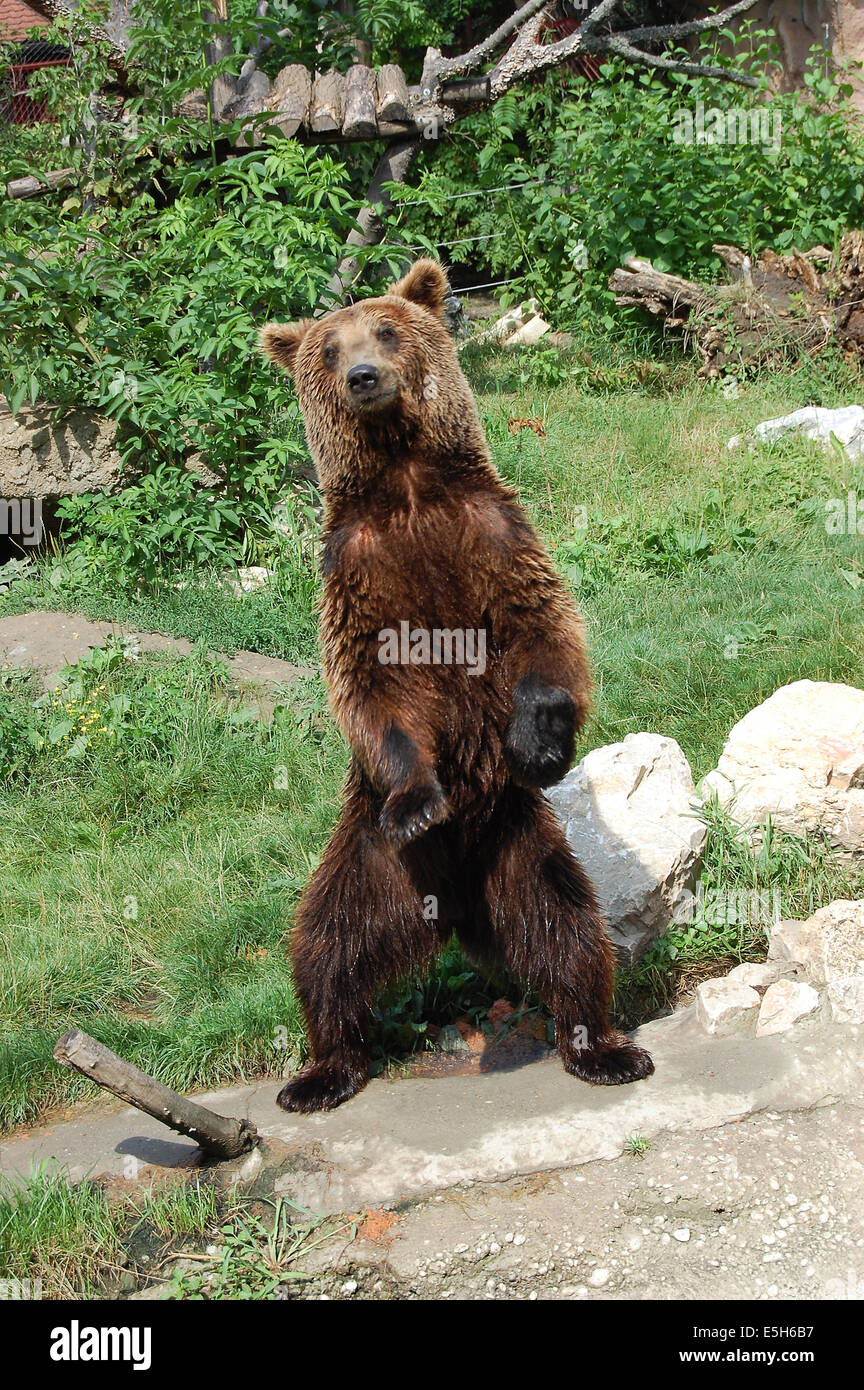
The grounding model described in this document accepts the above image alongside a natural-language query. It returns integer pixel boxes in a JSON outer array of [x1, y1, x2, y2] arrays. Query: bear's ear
[[258, 320, 312, 375], [390, 258, 448, 318]]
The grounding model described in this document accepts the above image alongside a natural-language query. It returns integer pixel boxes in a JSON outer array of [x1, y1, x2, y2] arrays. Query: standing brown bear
[[260, 259, 654, 1112]]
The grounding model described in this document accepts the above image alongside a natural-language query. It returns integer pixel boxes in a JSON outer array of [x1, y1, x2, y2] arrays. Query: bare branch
[[422, 0, 765, 109], [600, 34, 760, 88], [23, 0, 134, 58], [432, 0, 547, 83], [607, 0, 763, 46], [578, 0, 621, 37]]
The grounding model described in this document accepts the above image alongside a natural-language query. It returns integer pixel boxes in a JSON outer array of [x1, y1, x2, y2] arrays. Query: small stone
[[588, 1268, 610, 1287], [341, 1280, 358, 1296], [673, 1228, 691, 1243], [437, 1024, 469, 1053], [726, 960, 788, 992], [512, 1234, 526, 1247]]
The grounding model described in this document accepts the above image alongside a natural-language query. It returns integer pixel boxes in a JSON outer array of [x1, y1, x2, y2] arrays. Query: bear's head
[[260, 260, 484, 494]]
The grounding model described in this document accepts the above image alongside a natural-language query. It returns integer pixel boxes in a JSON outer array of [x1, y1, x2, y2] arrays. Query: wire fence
[[377, 178, 547, 306], [0, 40, 70, 125]]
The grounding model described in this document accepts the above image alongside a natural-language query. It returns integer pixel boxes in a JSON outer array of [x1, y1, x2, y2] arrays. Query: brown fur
[[260, 260, 653, 1112]]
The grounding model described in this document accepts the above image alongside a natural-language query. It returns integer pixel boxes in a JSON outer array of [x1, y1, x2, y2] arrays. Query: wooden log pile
[[609, 234, 864, 376], [217, 62, 473, 147]]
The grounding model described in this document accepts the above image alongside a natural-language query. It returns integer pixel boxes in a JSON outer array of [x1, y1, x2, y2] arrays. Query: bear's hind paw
[[563, 1038, 654, 1087], [277, 1059, 368, 1113]]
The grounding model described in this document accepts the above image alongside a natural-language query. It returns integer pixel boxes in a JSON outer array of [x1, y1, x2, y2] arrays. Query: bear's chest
[[322, 503, 507, 626]]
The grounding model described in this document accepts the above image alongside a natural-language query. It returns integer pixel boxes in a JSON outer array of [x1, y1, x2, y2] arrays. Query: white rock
[[696, 978, 760, 1036], [224, 565, 272, 596], [503, 314, 551, 348], [827, 974, 864, 1024], [588, 1268, 610, 1287], [701, 681, 864, 853], [756, 980, 821, 1036], [548, 733, 705, 962], [673, 1228, 691, 1243]]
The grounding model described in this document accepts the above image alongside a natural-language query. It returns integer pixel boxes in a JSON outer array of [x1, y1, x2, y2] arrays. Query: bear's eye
[[377, 325, 396, 344], [322, 344, 338, 366]]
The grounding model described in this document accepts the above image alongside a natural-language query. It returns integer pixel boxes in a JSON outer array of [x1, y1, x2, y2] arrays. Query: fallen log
[[609, 235, 864, 376], [54, 1029, 259, 1161], [7, 168, 76, 200]]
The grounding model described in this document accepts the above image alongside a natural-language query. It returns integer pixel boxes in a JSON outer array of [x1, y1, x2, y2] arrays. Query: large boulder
[[701, 680, 864, 853], [547, 732, 705, 963], [0, 404, 125, 499], [0, 403, 223, 501]]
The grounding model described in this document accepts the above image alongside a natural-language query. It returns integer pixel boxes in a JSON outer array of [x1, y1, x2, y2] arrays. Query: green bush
[[399, 27, 864, 328]]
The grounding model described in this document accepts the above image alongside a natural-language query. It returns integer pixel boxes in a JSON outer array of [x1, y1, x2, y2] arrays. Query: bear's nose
[[346, 363, 379, 393]]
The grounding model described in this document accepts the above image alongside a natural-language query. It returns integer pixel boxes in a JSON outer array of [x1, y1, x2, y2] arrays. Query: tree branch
[[600, 35, 760, 88], [614, 1, 764, 47], [424, 0, 547, 89]]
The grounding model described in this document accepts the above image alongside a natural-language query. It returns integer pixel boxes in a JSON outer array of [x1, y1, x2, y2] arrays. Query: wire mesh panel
[[0, 40, 70, 125]]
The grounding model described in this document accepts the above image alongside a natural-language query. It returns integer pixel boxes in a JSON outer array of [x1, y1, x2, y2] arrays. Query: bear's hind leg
[[467, 789, 654, 1087], [278, 771, 445, 1114]]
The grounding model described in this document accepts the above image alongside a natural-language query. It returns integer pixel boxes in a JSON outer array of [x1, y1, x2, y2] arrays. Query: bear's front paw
[[379, 777, 450, 848], [563, 1036, 654, 1087], [504, 676, 576, 788], [277, 1058, 368, 1113]]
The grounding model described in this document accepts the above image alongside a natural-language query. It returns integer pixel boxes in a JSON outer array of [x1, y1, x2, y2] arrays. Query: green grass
[[0, 1167, 126, 1299], [0, 1166, 344, 1299], [0, 646, 340, 1129], [2, 343, 864, 1130]]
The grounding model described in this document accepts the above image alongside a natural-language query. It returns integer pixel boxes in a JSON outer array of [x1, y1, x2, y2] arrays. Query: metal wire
[[398, 179, 543, 208]]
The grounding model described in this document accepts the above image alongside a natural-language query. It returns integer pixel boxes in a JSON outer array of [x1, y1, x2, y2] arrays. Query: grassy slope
[[2, 347, 864, 1130]]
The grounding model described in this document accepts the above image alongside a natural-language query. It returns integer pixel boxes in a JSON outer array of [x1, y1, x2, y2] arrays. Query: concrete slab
[[285, 1103, 864, 1301], [3, 1012, 862, 1216]]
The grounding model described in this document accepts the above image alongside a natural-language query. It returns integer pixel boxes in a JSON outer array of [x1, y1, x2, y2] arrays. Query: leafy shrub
[[399, 26, 864, 328]]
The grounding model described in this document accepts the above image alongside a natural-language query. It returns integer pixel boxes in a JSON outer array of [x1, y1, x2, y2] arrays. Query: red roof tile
[[0, 0, 50, 42]]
